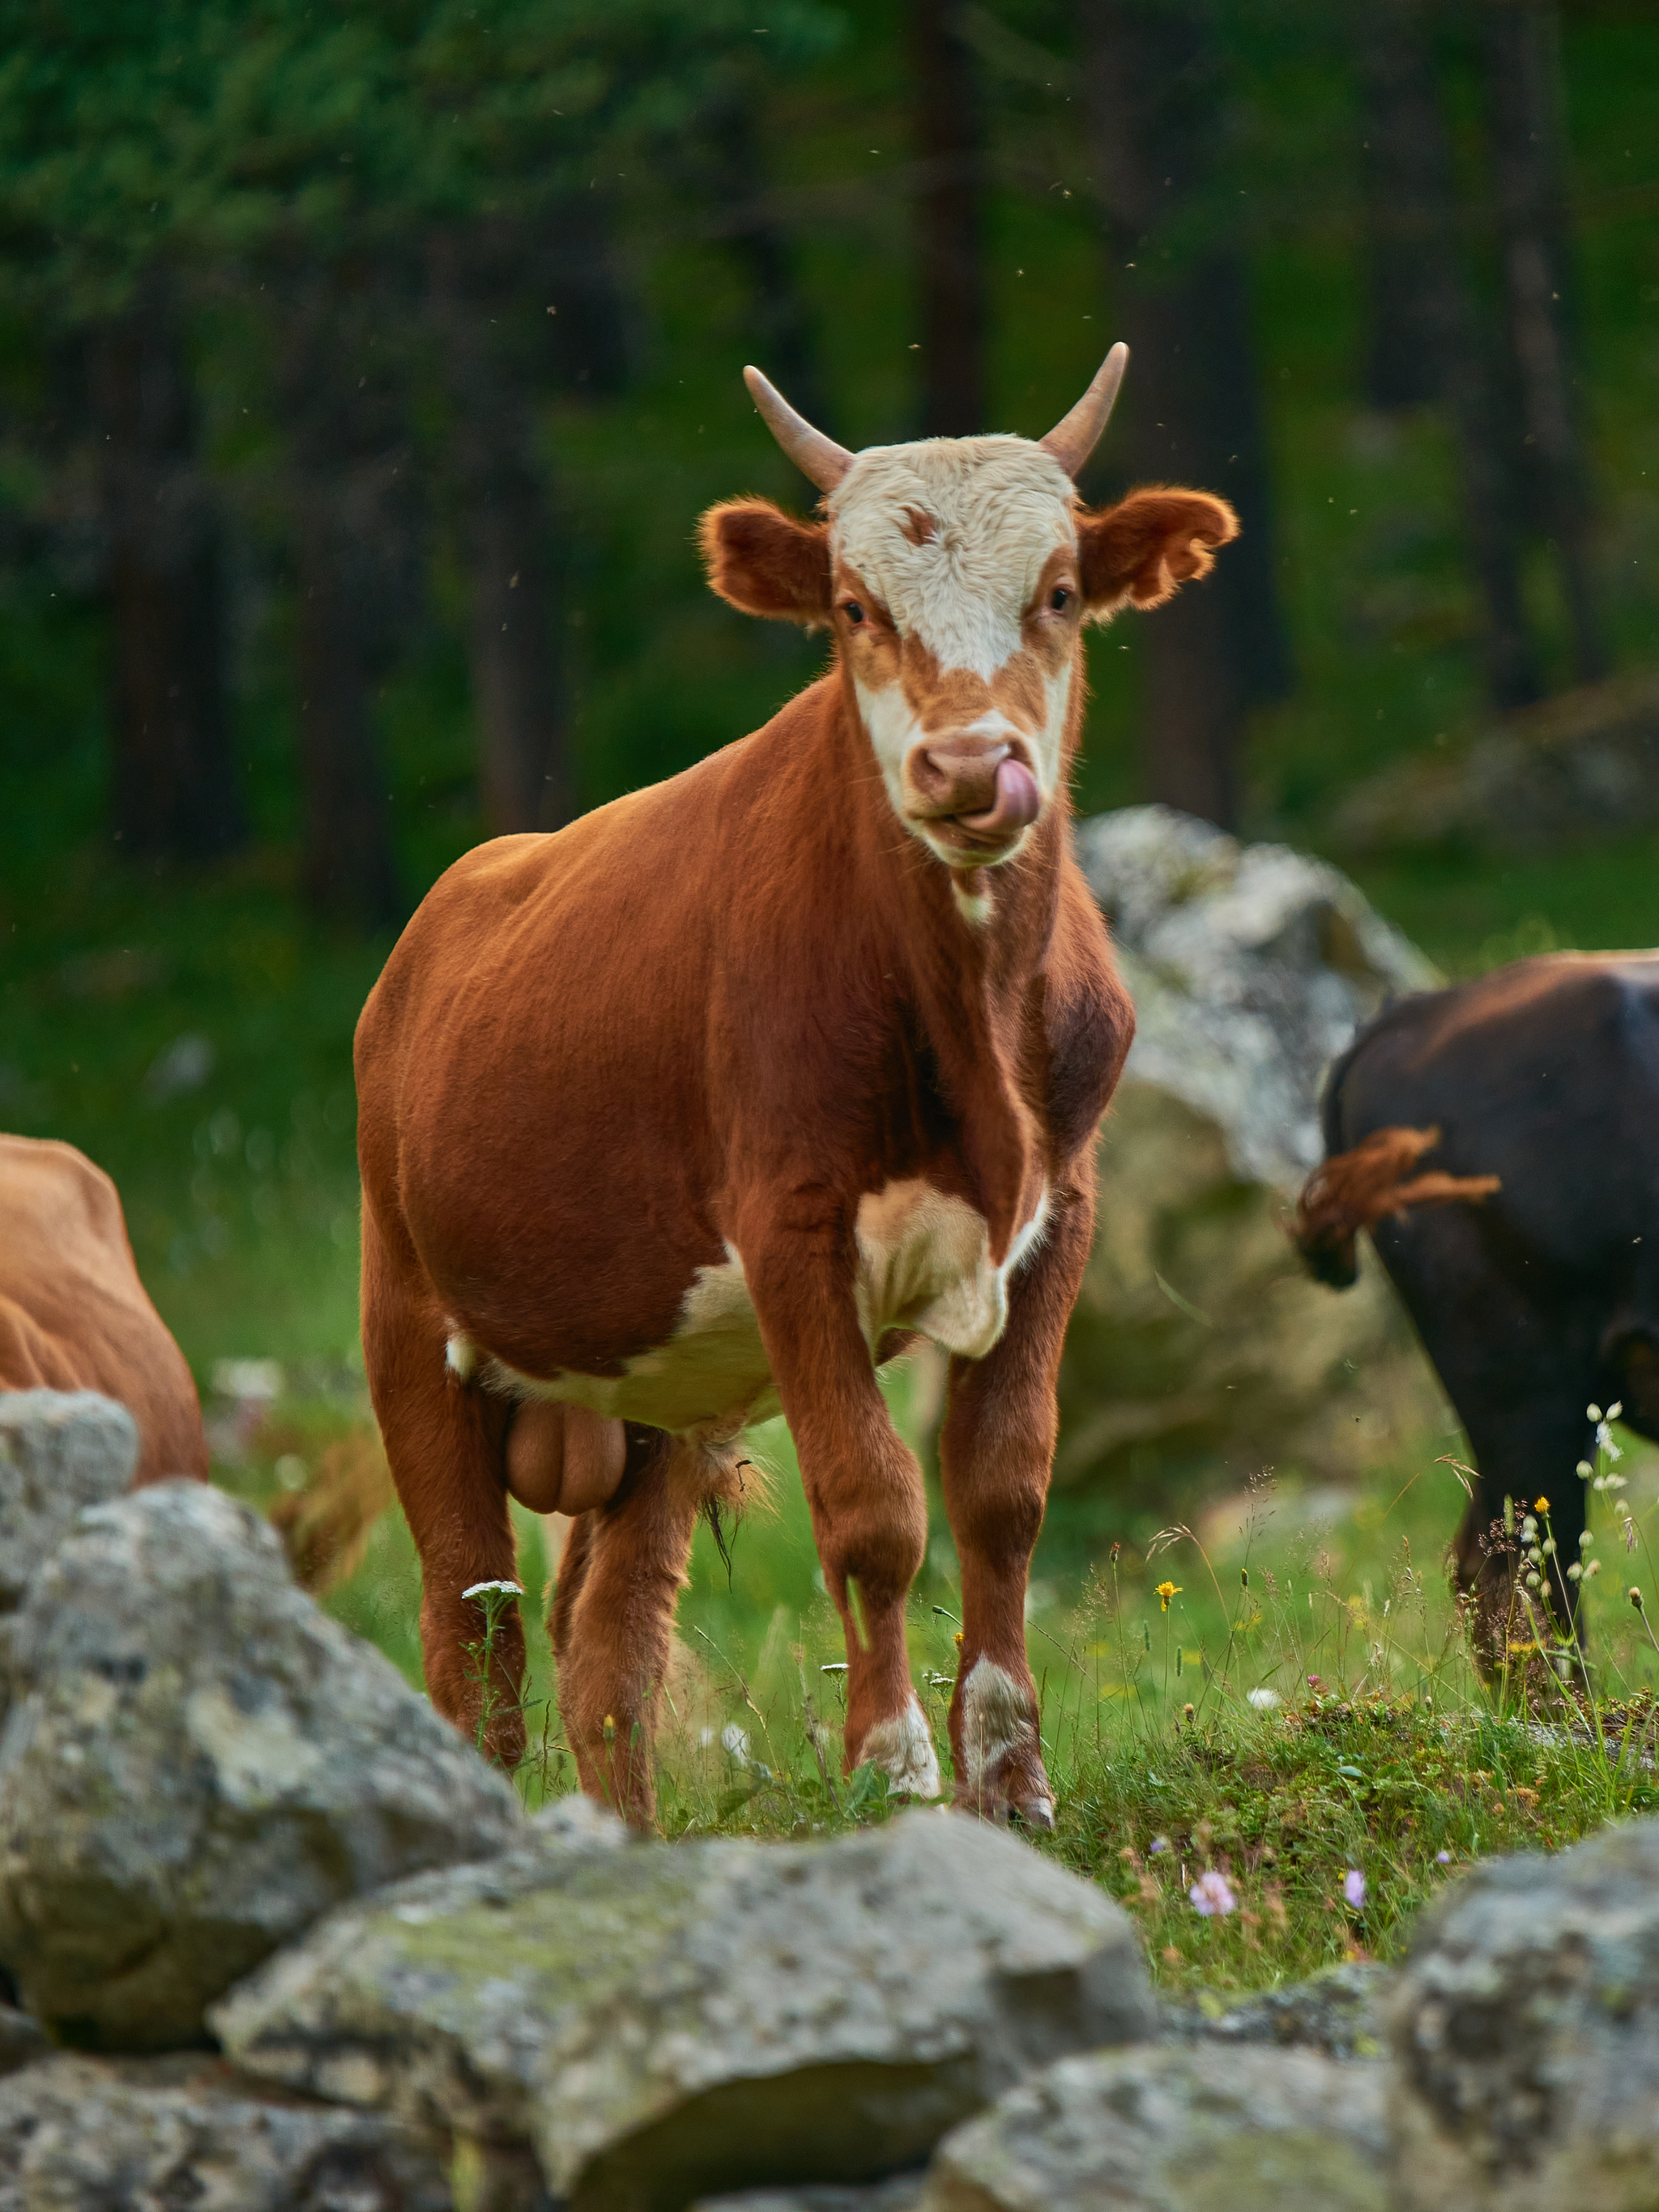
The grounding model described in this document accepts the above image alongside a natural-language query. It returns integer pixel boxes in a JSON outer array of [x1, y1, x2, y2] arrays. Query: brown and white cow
[[0, 1132, 208, 1484], [355, 346, 1237, 1823]]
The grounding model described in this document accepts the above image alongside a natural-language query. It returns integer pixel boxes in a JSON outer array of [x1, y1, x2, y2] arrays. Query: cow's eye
[[1050, 586, 1072, 613], [843, 600, 864, 625]]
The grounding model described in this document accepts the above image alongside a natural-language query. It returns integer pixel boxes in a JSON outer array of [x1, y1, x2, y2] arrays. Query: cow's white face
[[701, 360, 1239, 920], [826, 437, 1081, 880]]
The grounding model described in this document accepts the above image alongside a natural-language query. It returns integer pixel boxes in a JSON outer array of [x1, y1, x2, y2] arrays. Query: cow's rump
[[0, 1134, 207, 1485]]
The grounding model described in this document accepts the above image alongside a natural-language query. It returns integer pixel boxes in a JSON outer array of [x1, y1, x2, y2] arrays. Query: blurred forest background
[[0, 0, 1655, 1531]]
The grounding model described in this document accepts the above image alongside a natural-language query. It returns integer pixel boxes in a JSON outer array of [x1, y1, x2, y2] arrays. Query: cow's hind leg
[[360, 1203, 527, 1766], [1375, 1210, 1597, 1677], [939, 1176, 1094, 1828], [550, 1426, 705, 1827]]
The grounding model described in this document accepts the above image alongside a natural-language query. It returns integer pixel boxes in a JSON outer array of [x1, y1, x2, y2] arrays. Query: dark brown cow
[[0, 1132, 208, 1484], [356, 346, 1237, 1823], [1294, 951, 1659, 1662]]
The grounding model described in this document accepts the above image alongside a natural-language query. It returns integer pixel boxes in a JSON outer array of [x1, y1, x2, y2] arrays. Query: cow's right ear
[[699, 498, 834, 625]]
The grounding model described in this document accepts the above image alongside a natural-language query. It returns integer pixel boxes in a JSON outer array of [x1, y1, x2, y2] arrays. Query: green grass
[[211, 1345, 1659, 1993]]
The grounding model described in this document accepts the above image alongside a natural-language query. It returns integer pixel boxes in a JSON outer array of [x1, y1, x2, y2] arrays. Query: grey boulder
[[0, 1392, 137, 1707], [1388, 1814, 1659, 2210], [0, 1480, 522, 2050], [920, 2043, 1392, 2211], [0, 2052, 450, 2210], [1161, 1960, 1390, 2060], [215, 1806, 1154, 2211]]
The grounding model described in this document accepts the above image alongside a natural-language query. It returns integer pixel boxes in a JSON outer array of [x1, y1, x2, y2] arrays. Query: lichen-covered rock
[[0, 1393, 137, 1707], [693, 2183, 925, 2212], [1161, 1961, 1390, 2060], [0, 2009, 45, 2082], [0, 1481, 522, 2051], [1056, 808, 1444, 1498], [215, 1807, 1154, 2211], [919, 2043, 1391, 2211], [0, 2052, 451, 2210], [1388, 1815, 1659, 2210], [1077, 806, 1437, 1190]]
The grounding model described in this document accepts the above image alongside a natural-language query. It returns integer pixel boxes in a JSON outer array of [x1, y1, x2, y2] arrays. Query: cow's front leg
[[940, 1178, 1094, 1828], [747, 1223, 937, 1796]]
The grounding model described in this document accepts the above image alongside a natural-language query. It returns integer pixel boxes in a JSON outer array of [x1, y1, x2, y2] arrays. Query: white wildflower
[[1189, 1869, 1237, 1917], [461, 1579, 524, 1600], [1596, 1421, 1622, 1462], [719, 1723, 752, 1765], [1247, 1686, 1282, 1711]]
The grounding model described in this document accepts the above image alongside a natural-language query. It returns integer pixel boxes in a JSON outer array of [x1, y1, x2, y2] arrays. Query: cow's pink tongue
[[959, 758, 1040, 839]]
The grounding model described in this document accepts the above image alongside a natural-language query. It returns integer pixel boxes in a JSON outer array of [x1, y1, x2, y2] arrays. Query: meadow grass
[[216, 1353, 1659, 1994]]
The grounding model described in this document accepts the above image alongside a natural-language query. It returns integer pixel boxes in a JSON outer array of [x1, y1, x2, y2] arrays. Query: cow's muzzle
[[906, 736, 1042, 860]]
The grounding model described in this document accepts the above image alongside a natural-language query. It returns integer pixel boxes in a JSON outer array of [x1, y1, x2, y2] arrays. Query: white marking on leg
[[960, 1655, 1039, 1804], [445, 1331, 477, 1380], [855, 1696, 941, 1799]]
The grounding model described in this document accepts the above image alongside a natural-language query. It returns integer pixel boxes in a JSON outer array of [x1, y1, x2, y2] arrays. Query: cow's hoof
[[855, 1698, 943, 1801]]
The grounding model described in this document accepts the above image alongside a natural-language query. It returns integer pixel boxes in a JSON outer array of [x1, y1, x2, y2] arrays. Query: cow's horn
[[743, 365, 854, 494], [1039, 342, 1129, 478]]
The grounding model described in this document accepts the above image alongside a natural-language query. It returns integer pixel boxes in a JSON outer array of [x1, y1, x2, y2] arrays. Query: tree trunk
[[1353, 0, 1542, 710], [1356, 0, 1457, 409], [1078, 0, 1290, 829], [431, 231, 570, 837], [277, 279, 409, 929], [702, 87, 828, 431], [913, 0, 987, 438], [87, 279, 243, 864], [1481, 0, 1604, 682]]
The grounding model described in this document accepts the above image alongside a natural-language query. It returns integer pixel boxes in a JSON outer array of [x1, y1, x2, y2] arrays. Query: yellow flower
[[1156, 1580, 1181, 1611], [953, 1630, 964, 1647], [1534, 1495, 1550, 1513]]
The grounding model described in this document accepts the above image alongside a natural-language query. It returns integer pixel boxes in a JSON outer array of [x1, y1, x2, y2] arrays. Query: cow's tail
[[1292, 1125, 1500, 1289]]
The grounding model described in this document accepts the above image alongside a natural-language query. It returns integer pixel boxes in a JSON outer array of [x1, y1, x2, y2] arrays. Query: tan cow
[[356, 345, 1237, 1824], [0, 1132, 208, 1484]]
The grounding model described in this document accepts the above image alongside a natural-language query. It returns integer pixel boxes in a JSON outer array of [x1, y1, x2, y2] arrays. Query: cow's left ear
[[1077, 488, 1239, 616], [699, 497, 834, 625]]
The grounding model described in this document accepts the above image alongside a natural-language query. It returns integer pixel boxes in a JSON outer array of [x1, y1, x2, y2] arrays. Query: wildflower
[[1156, 1581, 1181, 1611], [1342, 1869, 1367, 1910], [1182, 1701, 1196, 1724], [1247, 1686, 1282, 1711], [1577, 1460, 1593, 1478], [720, 1723, 752, 1764], [1149, 1835, 1171, 1855], [1580, 1528, 1594, 1549], [953, 1631, 964, 1647], [1588, 1403, 1601, 1422], [1585, 1558, 1602, 1579], [1435, 1849, 1452, 1865], [1534, 1497, 1549, 1514], [1189, 1869, 1237, 1917], [1624, 1516, 1639, 1555], [1633, 1588, 1648, 1612], [1307, 1673, 1321, 1690], [1541, 1537, 1556, 1557], [1608, 1400, 1623, 1421], [461, 1578, 524, 1600], [1525, 1571, 1541, 1589], [603, 1713, 616, 1737], [1567, 1562, 1582, 1582], [1596, 1422, 1622, 1462]]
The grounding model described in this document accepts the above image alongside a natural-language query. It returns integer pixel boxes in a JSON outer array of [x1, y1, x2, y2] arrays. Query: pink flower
[[1342, 1869, 1367, 1910], [1189, 1869, 1237, 1918]]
